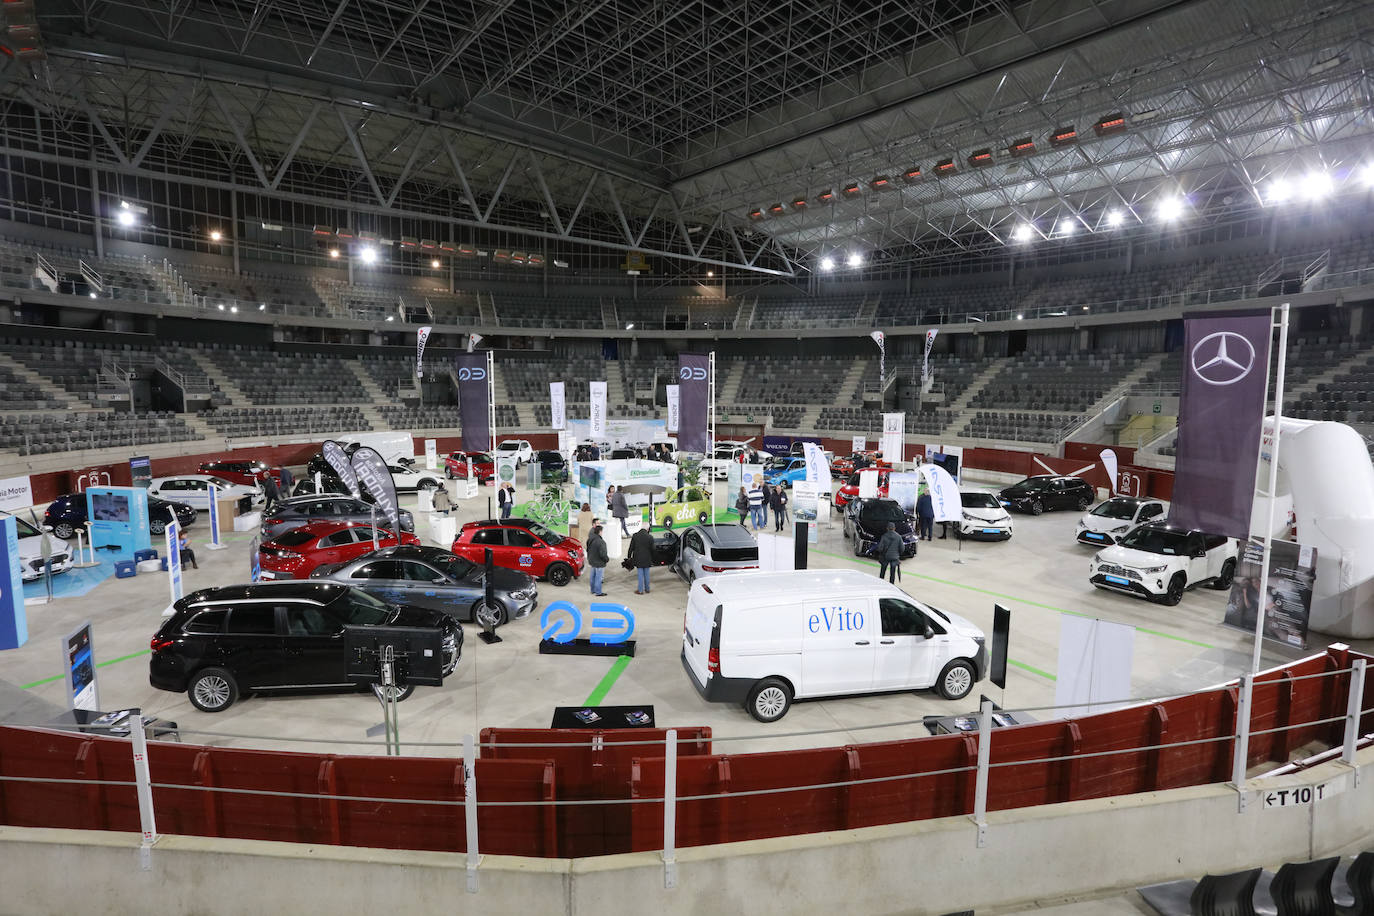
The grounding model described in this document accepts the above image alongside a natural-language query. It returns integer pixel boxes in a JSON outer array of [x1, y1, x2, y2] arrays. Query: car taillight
[[701, 564, 728, 573], [707, 647, 720, 674], [150, 636, 174, 652]]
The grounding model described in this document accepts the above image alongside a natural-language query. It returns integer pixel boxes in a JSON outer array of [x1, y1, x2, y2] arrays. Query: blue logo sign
[[458, 367, 487, 381], [679, 366, 707, 380], [540, 600, 635, 645]]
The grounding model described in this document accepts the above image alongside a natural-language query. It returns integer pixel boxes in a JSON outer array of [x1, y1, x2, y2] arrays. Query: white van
[[681, 569, 986, 722]]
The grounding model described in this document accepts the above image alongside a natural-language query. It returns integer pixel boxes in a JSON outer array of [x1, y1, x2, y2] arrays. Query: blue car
[[43, 492, 197, 539], [763, 457, 809, 489]]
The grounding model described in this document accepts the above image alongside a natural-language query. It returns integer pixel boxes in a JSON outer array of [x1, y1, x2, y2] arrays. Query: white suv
[[494, 439, 534, 466], [699, 441, 752, 480], [1089, 522, 1237, 606]]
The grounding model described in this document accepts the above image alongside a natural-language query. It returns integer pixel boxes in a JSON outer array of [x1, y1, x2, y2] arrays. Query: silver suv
[[670, 524, 760, 585], [261, 495, 415, 539]]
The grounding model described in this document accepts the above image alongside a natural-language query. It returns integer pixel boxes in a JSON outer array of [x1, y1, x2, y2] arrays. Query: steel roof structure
[[1, 0, 1371, 276]]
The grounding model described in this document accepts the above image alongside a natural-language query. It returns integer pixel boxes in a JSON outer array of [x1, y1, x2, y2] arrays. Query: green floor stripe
[[812, 547, 1221, 652], [22, 649, 150, 690], [1008, 659, 1056, 681], [583, 655, 632, 706]]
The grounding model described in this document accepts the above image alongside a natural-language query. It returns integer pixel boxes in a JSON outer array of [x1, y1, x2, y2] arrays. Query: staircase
[[832, 361, 870, 408], [310, 279, 349, 318], [732, 298, 751, 330], [148, 259, 194, 307], [936, 362, 1008, 437], [347, 361, 392, 430], [604, 360, 629, 408], [601, 300, 619, 330], [1094, 353, 1167, 412], [0, 352, 84, 408], [478, 292, 498, 325], [795, 405, 823, 431], [717, 360, 746, 405], [857, 296, 879, 324], [185, 352, 250, 406]]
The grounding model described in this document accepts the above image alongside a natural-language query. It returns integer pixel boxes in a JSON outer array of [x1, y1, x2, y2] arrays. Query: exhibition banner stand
[[62, 621, 97, 710], [478, 549, 502, 645], [203, 484, 229, 551], [165, 521, 183, 612], [0, 515, 29, 648]]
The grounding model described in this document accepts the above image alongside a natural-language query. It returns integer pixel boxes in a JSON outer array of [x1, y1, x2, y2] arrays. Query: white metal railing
[[78, 259, 104, 293]]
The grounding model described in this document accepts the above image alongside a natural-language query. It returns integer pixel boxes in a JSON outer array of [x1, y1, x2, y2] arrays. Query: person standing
[[278, 466, 294, 495], [572, 502, 593, 542], [610, 485, 630, 537], [432, 483, 451, 515], [747, 480, 765, 530], [497, 482, 513, 519], [261, 473, 280, 512], [734, 486, 750, 526], [628, 525, 654, 594], [876, 521, 903, 583], [916, 488, 935, 541], [586, 521, 609, 596], [770, 485, 788, 531]]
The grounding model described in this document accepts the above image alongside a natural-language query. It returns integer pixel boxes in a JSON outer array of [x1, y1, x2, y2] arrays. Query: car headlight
[[1092, 553, 1102, 565], [962, 513, 975, 522], [511, 586, 536, 600], [1076, 521, 1086, 530], [1143, 564, 1168, 574], [1110, 525, 1130, 534]]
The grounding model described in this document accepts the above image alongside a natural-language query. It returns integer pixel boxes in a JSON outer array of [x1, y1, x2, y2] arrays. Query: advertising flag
[[917, 463, 962, 522], [350, 446, 400, 533], [467, 332, 482, 353], [416, 326, 432, 378], [455, 353, 491, 453], [322, 439, 361, 499], [166, 521, 183, 605], [550, 381, 566, 430], [1170, 310, 1272, 539], [589, 381, 607, 439], [802, 442, 829, 488], [678, 353, 711, 454], [870, 330, 885, 381], [922, 328, 938, 384], [666, 384, 680, 432], [1100, 448, 1119, 495], [880, 411, 904, 463]]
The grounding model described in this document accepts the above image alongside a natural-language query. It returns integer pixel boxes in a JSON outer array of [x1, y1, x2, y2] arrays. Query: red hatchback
[[198, 459, 286, 487], [451, 518, 584, 586], [445, 451, 495, 484], [258, 520, 420, 580], [833, 470, 891, 509]]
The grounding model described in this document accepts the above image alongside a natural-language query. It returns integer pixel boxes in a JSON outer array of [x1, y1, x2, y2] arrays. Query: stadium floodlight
[[258, 303, 266, 311], [1266, 178, 1293, 204], [846, 252, 863, 268], [116, 208, 136, 227], [385, 315, 394, 322], [329, 248, 340, 259], [1012, 223, 1034, 242], [430, 258, 441, 269], [1156, 196, 1185, 221], [360, 246, 378, 265], [1105, 209, 1125, 227], [626, 323, 635, 330], [209, 229, 223, 242], [217, 303, 225, 311], [1301, 170, 1333, 200], [1016, 313, 1024, 320], [230, 306, 238, 314], [1058, 219, 1076, 236], [819, 256, 835, 271]]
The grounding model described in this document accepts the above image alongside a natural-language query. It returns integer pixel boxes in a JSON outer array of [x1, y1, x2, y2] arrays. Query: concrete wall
[[3, 746, 1370, 916]]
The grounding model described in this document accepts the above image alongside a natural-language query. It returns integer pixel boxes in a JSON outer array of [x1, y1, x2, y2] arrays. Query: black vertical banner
[[678, 353, 710, 454], [991, 604, 1010, 689], [350, 446, 400, 533], [455, 353, 491, 453]]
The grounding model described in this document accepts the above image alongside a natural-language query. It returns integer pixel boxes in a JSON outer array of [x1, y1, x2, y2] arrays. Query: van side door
[[873, 597, 945, 690], [800, 598, 876, 697]]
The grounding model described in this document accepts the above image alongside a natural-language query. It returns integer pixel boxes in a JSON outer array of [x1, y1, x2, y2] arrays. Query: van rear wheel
[[746, 678, 792, 723]]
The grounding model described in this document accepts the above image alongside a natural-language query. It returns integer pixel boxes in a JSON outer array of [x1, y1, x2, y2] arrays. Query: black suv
[[843, 497, 920, 559], [149, 581, 462, 712], [998, 475, 1095, 515], [534, 450, 568, 482]]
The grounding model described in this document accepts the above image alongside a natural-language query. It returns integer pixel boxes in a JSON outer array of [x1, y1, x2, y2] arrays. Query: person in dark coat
[[497, 482, 513, 519], [261, 474, 280, 512], [586, 522, 609, 596], [769, 485, 788, 531], [278, 466, 294, 493], [916, 488, 935, 541], [876, 521, 903, 583], [735, 487, 750, 526], [628, 526, 655, 594], [610, 486, 630, 536]]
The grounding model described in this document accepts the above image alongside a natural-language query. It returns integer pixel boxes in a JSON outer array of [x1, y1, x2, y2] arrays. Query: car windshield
[[272, 530, 318, 547], [1008, 478, 1050, 492], [538, 452, 561, 461], [438, 555, 477, 579], [859, 500, 906, 523], [208, 477, 236, 489], [1092, 498, 1140, 520], [469, 454, 492, 463], [527, 521, 563, 545], [961, 492, 1001, 509], [12, 515, 39, 538], [1118, 527, 1190, 555], [712, 448, 736, 460], [330, 589, 395, 626], [496, 443, 518, 451]]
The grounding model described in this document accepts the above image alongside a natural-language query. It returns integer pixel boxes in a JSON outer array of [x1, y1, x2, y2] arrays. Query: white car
[[494, 439, 534, 466], [954, 491, 1014, 540], [1089, 522, 1238, 606], [699, 441, 753, 480], [7, 512, 73, 582], [1076, 496, 1167, 546], [148, 475, 262, 511], [385, 463, 446, 493]]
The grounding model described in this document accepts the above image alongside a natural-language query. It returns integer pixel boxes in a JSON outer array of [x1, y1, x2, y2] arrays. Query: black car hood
[[855, 516, 917, 540], [477, 565, 535, 593]]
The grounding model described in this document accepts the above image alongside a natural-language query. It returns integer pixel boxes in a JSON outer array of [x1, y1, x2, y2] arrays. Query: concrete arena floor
[[3, 474, 1369, 759]]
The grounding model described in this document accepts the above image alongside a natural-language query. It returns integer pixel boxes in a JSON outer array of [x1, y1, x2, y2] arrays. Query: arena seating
[[960, 411, 1086, 443], [376, 405, 463, 430], [816, 407, 955, 435], [198, 405, 370, 438], [494, 294, 605, 329], [736, 355, 852, 405], [0, 410, 201, 455], [203, 347, 368, 405], [502, 354, 606, 401], [0, 362, 61, 410], [970, 352, 1143, 412], [751, 294, 869, 328]]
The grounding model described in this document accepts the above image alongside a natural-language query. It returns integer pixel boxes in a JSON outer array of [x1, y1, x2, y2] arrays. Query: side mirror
[[923, 625, 935, 640], [1192, 549, 1206, 559]]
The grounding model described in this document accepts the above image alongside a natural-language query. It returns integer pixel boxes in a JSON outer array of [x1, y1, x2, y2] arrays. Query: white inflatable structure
[[1250, 417, 1374, 638]]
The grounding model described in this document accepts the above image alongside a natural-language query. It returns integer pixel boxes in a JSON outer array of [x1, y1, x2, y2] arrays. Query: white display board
[[0, 475, 33, 512], [857, 469, 880, 499], [755, 532, 795, 572], [430, 515, 457, 548], [792, 482, 819, 522], [880, 412, 905, 463], [851, 436, 866, 453], [1054, 616, 1135, 716], [424, 439, 438, 470]]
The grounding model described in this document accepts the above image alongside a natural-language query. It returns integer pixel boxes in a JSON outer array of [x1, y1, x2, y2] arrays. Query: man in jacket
[[628, 525, 655, 594], [747, 481, 765, 531], [916, 488, 935, 541], [735, 487, 750, 526], [586, 521, 609, 596], [769, 485, 788, 531], [432, 484, 451, 515], [610, 485, 630, 536], [876, 521, 904, 583], [262, 474, 280, 512], [497, 482, 513, 519]]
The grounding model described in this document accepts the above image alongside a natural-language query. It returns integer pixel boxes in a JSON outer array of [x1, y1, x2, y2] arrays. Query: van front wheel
[[746, 678, 792, 723], [936, 660, 975, 700]]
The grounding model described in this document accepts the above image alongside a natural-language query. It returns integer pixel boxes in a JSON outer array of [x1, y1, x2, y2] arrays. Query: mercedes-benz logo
[[1190, 331, 1256, 386]]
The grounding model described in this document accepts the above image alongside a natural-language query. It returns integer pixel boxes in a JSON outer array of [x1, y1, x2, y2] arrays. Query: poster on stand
[[166, 521, 183, 605], [129, 457, 152, 489], [887, 472, 920, 515], [63, 622, 97, 711], [677, 353, 711, 454], [1054, 616, 1135, 716], [424, 439, 438, 470], [880, 412, 905, 463], [792, 483, 819, 522], [851, 436, 866, 454], [0, 515, 28, 649], [756, 533, 795, 572], [857, 469, 880, 499], [250, 535, 261, 582], [1224, 539, 1316, 649], [495, 456, 518, 491], [589, 381, 607, 439]]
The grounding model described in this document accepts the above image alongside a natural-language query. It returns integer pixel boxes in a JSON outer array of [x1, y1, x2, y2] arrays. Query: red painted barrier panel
[[846, 734, 979, 825]]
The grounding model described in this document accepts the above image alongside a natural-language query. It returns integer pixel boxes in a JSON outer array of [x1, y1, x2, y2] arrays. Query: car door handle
[[854, 640, 870, 645], [880, 639, 894, 645]]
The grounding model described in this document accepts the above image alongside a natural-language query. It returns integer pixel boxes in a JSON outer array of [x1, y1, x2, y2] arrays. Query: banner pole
[[1250, 303, 1289, 675], [486, 350, 496, 454]]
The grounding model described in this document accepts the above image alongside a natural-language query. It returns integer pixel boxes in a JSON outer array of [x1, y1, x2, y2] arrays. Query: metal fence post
[[1344, 659, 1367, 785], [971, 697, 992, 847], [463, 733, 480, 893], [129, 714, 158, 870], [1232, 674, 1253, 812], [663, 728, 678, 889]]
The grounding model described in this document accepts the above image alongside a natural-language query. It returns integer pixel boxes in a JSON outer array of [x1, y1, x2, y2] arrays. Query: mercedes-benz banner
[[677, 353, 710, 453], [351, 446, 400, 532], [455, 353, 491, 453], [1169, 309, 1272, 539], [322, 439, 361, 499]]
